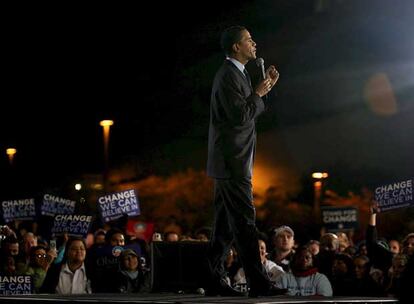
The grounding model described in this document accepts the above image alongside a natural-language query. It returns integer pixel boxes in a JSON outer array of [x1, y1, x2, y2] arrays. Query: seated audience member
[[112, 249, 150, 293], [384, 253, 409, 297], [314, 232, 339, 281], [353, 255, 384, 297], [41, 237, 91, 294], [330, 253, 355, 296], [274, 246, 332, 296]]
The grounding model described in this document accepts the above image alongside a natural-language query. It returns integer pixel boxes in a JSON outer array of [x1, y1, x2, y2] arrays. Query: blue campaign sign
[[0, 275, 33, 295], [374, 178, 413, 212], [97, 189, 140, 223], [1, 199, 36, 222], [321, 206, 358, 231], [41, 194, 76, 216], [51, 214, 93, 238]]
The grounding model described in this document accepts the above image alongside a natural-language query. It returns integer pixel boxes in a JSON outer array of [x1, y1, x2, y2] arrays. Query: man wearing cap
[[268, 226, 295, 272]]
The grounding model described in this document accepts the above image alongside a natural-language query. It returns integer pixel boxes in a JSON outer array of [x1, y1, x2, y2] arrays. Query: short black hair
[[220, 25, 247, 56]]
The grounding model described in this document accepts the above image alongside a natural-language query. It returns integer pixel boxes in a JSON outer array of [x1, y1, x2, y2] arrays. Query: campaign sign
[[0, 275, 32, 295], [321, 206, 358, 231], [41, 194, 76, 216], [52, 214, 93, 238], [1, 199, 36, 222], [126, 219, 154, 242], [97, 189, 140, 223], [374, 179, 413, 212]]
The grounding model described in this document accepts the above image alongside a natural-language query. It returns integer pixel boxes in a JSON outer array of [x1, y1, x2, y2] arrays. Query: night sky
[[2, 1, 414, 197]]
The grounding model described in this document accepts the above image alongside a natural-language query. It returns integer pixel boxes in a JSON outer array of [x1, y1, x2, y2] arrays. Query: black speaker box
[[150, 241, 210, 292]]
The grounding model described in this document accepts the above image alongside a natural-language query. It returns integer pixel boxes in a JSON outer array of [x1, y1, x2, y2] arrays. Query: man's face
[[235, 30, 256, 62], [274, 231, 294, 252], [110, 233, 125, 246]]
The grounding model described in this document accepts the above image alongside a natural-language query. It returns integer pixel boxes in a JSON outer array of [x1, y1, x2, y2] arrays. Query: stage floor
[[0, 293, 398, 304]]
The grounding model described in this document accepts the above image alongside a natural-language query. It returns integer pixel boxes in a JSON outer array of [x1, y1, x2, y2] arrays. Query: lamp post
[[100, 120, 114, 192], [312, 172, 328, 221], [6, 148, 17, 166]]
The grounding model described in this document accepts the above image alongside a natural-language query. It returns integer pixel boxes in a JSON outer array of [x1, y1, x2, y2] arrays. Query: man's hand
[[266, 65, 279, 87]]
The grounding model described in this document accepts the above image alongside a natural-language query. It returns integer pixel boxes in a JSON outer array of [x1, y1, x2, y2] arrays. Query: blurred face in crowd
[[308, 242, 320, 256], [358, 244, 368, 256], [403, 236, 414, 255], [332, 258, 348, 276], [33, 248, 47, 267], [95, 234, 106, 245], [274, 231, 294, 253], [354, 256, 369, 279], [320, 233, 339, 252], [258, 240, 267, 263], [165, 233, 179, 242], [7, 243, 19, 256], [293, 248, 313, 271], [68, 240, 86, 264], [122, 254, 139, 271], [110, 233, 125, 246], [389, 240, 400, 255], [392, 254, 408, 278]]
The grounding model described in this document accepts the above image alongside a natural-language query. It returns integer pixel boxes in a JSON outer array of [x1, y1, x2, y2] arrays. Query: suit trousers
[[208, 177, 270, 292]]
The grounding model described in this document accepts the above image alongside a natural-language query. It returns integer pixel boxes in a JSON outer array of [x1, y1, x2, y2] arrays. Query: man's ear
[[232, 43, 240, 54]]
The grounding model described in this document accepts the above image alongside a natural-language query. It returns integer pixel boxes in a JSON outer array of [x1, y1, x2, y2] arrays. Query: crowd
[[0, 203, 413, 300]]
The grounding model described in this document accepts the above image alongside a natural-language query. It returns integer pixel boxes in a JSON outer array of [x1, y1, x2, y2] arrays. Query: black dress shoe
[[205, 277, 247, 297], [248, 285, 287, 298]]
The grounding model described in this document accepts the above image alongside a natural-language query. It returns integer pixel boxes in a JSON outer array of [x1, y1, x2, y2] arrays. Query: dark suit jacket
[[207, 59, 265, 179]]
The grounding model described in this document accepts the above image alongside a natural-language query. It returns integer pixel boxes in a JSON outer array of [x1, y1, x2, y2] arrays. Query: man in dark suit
[[206, 25, 280, 297]]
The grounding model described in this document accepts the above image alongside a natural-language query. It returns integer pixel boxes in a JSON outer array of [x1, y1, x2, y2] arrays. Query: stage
[[0, 293, 399, 304]]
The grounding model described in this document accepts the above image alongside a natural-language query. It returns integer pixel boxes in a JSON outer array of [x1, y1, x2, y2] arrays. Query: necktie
[[243, 68, 252, 88]]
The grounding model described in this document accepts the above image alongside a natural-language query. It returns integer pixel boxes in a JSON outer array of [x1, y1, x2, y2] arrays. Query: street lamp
[[312, 172, 328, 221], [100, 120, 114, 191], [6, 148, 17, 165]]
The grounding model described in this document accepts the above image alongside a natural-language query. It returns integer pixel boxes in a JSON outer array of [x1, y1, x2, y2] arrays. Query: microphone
[[256, 57, 266, 80]]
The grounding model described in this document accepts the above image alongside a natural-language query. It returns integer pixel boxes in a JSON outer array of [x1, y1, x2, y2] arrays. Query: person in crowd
[[336, 232, 351, 253], [314, 232, 339, 280], [307, 240, 320, 257], [23, 245, 56, 293], [234, 238, 284, 286], [205, 25, 280, 297], [112, 249, 150, 293], [268, 225, 295, 272], [164, 231, 179, 242], [195, 227, 211, 242], [353, 254, 384, 296], [274, 246, 332, 296], [41, 237, 91, 294], [388, 239, 401, 255], [384, 253, 409, 297], [330, 253, 355, 296]]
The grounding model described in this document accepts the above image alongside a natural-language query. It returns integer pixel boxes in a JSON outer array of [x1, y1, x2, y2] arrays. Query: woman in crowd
[[41, 237, 91, 294]]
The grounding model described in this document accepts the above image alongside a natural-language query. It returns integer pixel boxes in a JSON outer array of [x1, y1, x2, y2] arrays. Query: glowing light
[[312, 172, 328, 179], [75, 183, 82, 191], [99, 120, 114, 127], [6, 148, 17, 165]]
